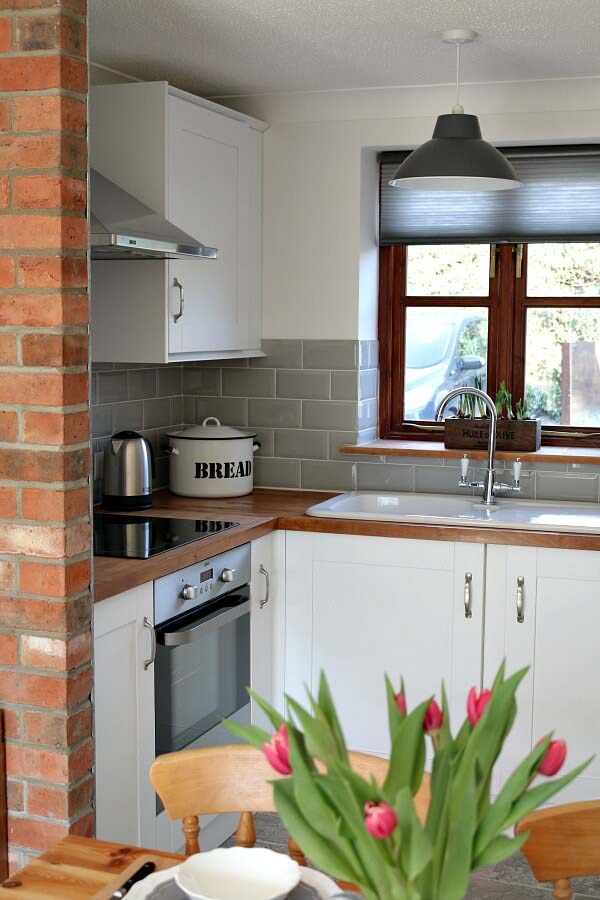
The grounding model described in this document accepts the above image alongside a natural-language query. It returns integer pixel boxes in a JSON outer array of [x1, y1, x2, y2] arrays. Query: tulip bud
[[467, 687, 492, 726], [395, 691, 407, 717], [423, 698, 443, 734], [263, 724, 292, 775], [537, 739, 567, 777], [364, 801, 397, 839]]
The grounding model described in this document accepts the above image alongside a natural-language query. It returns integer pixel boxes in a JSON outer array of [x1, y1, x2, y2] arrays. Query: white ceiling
[[90, 0, 600, 97]]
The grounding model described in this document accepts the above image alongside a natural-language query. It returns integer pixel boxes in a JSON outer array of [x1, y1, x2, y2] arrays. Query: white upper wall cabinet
[[90, 82, 267, 364]]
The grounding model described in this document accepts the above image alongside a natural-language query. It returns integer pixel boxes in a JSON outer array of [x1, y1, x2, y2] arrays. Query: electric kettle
[[102, 431, 155, 510]]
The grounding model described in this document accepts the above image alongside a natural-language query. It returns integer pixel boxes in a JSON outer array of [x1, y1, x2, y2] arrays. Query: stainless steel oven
[[153, 544, 251, 811]]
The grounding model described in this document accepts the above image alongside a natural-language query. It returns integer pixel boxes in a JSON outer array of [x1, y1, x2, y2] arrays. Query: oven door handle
[[157, 599, 250, 647]]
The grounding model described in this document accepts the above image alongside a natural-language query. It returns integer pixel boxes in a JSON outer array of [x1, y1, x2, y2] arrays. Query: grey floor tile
[[465, 876, 552, 898]]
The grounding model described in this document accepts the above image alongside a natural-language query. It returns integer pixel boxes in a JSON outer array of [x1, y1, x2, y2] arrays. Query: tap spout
[[436, 387, 498, 505]]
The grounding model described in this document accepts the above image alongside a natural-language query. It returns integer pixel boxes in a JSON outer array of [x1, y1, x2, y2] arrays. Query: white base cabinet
[[250, 531, 286, 728], [93, 535, 285, 851], [285, 532, 485, 756], [93, 583, 156, 848], [93, 530, 600, 850], [485, 544, 600, 804], [284, 532, 600, 807]]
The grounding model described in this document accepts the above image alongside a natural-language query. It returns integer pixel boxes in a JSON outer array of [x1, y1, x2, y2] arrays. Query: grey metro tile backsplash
[[91, 343, 600, 501]]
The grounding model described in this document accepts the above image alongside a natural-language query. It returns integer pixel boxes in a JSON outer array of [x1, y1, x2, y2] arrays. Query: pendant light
[[389, 29, 521, 191]]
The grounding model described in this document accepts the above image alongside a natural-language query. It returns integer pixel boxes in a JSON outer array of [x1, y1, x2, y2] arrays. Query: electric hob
[[93, 513, 239, 559]]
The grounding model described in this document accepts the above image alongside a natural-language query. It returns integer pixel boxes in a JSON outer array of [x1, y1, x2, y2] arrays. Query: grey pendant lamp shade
[[390, 30, 521, 192]]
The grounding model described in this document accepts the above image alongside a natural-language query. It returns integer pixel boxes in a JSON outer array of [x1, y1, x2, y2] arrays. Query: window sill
[[340, 440, 600, 466]]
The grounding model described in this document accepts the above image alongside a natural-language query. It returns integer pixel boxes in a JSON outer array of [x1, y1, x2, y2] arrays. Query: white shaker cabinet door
[[93, 583, 156, 848], [250, 531, 286, 730], [285, 532, 484, 757], [485, 545, 600, 803], [484, 544, 539, 786], [168, 96, 261, 356]]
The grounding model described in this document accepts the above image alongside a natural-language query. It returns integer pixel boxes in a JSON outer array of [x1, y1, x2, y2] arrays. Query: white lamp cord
[[453, 43, 464, 114]]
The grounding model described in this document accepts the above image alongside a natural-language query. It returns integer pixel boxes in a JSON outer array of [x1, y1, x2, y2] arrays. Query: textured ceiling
[[90, 0, 600, 97]]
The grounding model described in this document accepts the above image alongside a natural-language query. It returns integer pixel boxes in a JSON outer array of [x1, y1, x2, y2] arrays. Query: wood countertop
[[93, 488, 600, 602], [0, 835, 182, 899]]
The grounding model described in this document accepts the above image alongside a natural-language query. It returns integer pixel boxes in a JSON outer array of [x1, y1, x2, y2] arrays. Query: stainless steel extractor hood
[[90, 169, 218, 260]]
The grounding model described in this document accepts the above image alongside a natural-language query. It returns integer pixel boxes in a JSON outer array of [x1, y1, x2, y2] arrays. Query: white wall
[[215, 76, 600, 341]]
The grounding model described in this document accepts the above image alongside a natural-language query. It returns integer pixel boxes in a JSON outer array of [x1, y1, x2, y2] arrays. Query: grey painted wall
[[91, 341, 600, 504]]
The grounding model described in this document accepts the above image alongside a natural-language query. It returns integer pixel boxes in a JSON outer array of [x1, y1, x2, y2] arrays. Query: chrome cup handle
[[464, 572, 473, 619], [143, 617, 156, 670], [259, 564, 270, 609], [173, 278, 185, 322], [516, 576, 525, 623]]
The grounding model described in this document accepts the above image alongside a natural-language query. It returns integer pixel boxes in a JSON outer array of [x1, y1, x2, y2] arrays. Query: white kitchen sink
[[306, 491, 600, 534]]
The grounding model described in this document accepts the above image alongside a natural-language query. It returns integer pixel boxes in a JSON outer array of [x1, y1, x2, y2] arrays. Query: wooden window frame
[[379, 242, 600, 448]]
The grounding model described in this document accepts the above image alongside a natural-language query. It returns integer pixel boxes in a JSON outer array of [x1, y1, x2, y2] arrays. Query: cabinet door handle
[[143, 616, 156, 669], [259, 564, 270, 609], [464, 572, 473, 619], [173, 278, 185, 322], [516, 576, 525, 623]]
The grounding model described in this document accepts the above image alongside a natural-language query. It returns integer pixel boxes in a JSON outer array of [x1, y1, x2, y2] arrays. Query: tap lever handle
[[461, 454, 469, 479], [513, 457, 522, 485]]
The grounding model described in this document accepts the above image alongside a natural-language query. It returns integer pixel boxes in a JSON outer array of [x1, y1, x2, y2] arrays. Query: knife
[[111, 861, 156, 898]]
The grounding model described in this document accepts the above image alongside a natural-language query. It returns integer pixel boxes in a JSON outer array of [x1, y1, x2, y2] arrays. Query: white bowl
[[175, 847, 301, 900]]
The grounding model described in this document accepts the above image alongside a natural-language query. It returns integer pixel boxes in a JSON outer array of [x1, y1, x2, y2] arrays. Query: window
[[379, 242, 600, 445]]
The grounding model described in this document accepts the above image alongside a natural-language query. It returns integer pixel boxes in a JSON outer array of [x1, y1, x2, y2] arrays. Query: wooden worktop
[[93, 488, 600, 602], [0, 835, 182, 899]]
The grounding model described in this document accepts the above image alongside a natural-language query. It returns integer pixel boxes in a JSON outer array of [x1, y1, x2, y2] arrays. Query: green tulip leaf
[[384, 698, 430, 799], [286, 695, 339, 764], [395, 787, 433, 881], [473, 832, 529, 869], [437, 754, 477, 900], [502, 758, 594, 831], [474, 737, 551, 855], [316, 672, 349, 762], [318, 773, 397, 898], [425, 743, 452, 840], [246, 687, 285, 729], [223, 719, 270, 751], [273, 778, 360, 884]]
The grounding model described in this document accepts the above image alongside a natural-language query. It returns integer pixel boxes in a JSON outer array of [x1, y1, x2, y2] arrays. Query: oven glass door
[[155, 586, 250, 758]]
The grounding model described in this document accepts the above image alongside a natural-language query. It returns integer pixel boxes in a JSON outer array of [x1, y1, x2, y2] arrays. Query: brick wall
[[0, 0, 91, 872]]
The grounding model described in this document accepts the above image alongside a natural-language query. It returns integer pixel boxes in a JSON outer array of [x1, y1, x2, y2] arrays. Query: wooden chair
[[516, 800, 600, 899], [150, 743, 430, 865]]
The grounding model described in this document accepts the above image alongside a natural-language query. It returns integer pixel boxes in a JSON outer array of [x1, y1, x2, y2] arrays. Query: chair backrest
[[150, 744, 430, 858], [516, 800, 600, 900]]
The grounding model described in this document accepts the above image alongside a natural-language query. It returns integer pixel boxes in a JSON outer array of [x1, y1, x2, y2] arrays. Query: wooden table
[[0, 836, 183, 899]]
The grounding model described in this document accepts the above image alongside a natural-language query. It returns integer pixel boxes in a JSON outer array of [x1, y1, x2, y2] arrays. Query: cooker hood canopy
[[90, 169, 218, 260]]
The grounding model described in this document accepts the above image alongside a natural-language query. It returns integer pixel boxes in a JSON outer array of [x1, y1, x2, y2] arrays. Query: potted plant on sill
[[228, 663, 589, 900], [444, 380, 542, 452]]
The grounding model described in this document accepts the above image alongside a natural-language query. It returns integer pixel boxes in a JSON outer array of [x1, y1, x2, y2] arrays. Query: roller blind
[[380, 146, 600, 245]]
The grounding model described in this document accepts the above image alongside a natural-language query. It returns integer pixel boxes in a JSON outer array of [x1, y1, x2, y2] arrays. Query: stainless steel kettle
[[102, 431, 155, 510]]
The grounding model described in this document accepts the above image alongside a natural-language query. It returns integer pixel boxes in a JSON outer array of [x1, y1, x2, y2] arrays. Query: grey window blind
[[380, 146, 600, 245]]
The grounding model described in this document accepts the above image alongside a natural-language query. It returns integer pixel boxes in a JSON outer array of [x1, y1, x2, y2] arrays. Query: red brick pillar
[[0, 0, 91, 872]]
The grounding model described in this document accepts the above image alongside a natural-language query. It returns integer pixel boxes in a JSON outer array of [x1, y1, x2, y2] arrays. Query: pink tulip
[[423, 699, 443, 734], [537, 739, 567, 777], [263, 724, 292, 775], [364, 801, 398, 839], [467, 687, 492, 726], [395, 691, 407, 717]]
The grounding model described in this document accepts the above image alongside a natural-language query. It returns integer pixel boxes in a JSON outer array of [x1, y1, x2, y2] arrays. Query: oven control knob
[[182, 584, 199, 600], [220, 568, 236, 583]]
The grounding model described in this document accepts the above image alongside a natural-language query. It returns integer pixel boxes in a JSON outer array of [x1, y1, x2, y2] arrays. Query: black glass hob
[[93, 513, 239, 560]]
